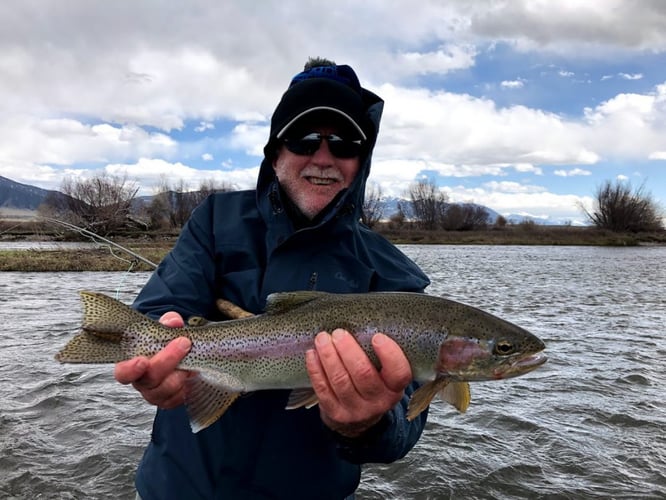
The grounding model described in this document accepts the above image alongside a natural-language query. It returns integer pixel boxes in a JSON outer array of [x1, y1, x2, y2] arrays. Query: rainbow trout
[[56, 291, 547, 432]]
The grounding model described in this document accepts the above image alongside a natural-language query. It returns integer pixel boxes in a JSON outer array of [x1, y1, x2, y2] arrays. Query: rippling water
[[1, 245, 665, 499]]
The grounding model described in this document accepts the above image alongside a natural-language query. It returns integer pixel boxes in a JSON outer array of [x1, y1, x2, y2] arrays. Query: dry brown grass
[[1, 222, 664, 272], [374, 223, 666, 246], [0, 248, 164, 272]]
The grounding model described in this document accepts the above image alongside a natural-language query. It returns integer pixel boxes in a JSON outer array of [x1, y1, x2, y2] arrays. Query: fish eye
[[494, 340, 516, 356]]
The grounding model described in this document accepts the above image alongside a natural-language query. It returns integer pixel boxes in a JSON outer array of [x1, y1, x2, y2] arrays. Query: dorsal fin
[[265, 291, 329, 314]]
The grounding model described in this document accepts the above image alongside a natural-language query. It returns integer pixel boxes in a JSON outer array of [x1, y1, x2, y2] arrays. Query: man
[[115, 58, 430, 499]]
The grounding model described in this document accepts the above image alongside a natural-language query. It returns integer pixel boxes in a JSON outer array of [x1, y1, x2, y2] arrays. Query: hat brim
[[276, 106, 367, 141]]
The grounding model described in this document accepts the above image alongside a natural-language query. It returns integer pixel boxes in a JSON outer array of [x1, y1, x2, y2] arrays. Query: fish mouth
[[513, 352, 547, 371], [495, 352, 547, 379]]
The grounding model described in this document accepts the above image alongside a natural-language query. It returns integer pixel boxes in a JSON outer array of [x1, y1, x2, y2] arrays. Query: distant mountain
[[0, 177, 503, 224], [0, 175, 55, 210], [504, 213, 585, 226], [377, 196, 500, 224], [2, 176, 581, 226]]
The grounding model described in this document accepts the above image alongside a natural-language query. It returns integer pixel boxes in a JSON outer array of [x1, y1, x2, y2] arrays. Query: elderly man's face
[[273, 126, 360, 220]]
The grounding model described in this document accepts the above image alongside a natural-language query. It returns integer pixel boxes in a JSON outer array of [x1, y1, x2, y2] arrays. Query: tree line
[[361, 180, 494, 231], [37, 173, 233, 235], [34, 173, 664, 235]]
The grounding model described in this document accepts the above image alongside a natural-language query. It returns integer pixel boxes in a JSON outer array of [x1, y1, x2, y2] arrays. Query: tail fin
[[55, 291, 152, 364], [55, 330, 126, 363], [80, 291, 147, 335]]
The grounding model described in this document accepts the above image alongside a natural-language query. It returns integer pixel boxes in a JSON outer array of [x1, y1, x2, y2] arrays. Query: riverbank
[[1, 222, 664, 272], [0, 246, 167, 272]]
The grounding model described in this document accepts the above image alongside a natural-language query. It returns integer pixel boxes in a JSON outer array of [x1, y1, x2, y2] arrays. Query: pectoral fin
[[440, 381, 471, 413], [408, 377, 451, 420], [184, 373, 241, 432], [407, 379, 472, 421]]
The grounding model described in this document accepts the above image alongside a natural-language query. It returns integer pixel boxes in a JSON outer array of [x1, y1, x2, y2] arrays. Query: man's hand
[[113, 311, 192, 409], [305, 329, 412, 438]]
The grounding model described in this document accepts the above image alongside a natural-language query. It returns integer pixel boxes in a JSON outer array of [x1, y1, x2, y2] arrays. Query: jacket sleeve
[[329, 381, 428, 464], [133, 196, 218, 320]]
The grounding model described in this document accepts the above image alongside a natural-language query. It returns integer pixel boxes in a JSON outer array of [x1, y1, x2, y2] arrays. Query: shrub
[[581, 180, 664, 232]]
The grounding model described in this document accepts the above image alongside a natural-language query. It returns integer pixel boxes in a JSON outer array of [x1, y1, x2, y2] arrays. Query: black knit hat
[[268, 64, 368, 142]]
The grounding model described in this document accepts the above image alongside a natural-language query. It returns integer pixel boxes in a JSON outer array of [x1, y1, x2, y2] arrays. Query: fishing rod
[[41, 217, 249, 319], [41, 217, 159, 270]]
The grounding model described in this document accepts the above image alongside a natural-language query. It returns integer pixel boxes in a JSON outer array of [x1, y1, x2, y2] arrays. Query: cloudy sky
[[2, 0, 666, 223]]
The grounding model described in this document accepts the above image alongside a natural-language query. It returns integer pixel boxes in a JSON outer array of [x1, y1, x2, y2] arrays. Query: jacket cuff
[[328, 411, 394, 447]]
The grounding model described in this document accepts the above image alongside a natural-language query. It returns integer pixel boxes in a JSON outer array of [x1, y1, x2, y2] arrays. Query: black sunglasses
[[283, 132, 362, 159]]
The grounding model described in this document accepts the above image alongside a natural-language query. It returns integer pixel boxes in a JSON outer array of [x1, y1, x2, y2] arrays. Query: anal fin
[[286, 388, 319, 410], [184, 372, 242, 432]]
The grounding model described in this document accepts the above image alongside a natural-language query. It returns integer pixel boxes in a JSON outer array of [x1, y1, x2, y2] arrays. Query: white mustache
[[300, 167, 343, 182]]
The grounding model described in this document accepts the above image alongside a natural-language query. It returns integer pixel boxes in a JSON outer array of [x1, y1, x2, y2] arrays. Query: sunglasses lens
[[284, 133, 361, 158], [327, 135, 361, 158], [284, 138, 320, 156]]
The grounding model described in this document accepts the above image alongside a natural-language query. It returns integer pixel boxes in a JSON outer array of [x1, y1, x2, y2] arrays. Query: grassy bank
[[1, 222, 665, 272], [0, 243, 172, 272], [375, 224, 666, 246]]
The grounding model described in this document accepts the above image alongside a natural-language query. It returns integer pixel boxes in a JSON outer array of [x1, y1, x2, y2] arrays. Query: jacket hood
[[257, 64, 384, 227]]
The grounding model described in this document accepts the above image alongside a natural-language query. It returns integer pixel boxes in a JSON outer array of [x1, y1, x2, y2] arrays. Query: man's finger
[[140, 370, 192, 408], [372, 333, 412, 392], [160, 311, 185, 328], [134, 337, 192, 390], [315, 330, 359, 399], [331, 329, 383, 399], [305, 346, 336, 403], [114, 357, 149, 385]]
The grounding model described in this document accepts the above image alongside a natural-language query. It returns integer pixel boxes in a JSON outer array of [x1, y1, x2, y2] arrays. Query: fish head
[[436, 307, 547, 381]]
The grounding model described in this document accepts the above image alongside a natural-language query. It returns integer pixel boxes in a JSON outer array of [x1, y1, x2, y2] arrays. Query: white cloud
[[619, 72, 643, 80], [195, 122, 215, 133], [501, 79, 525, 89], [514, 163, 543, 174], [2, 0, 666, 223], [0, 116, 176, 166], [375, 84, 598, 167], [394, 44, 478, 76], [583, 84, 666, 157], [104, 158, 258, 195], [554, 168, 592, 177], [436, 181, 593, 222], [229, 123, 270, 157], [458, 0, 666, 52]]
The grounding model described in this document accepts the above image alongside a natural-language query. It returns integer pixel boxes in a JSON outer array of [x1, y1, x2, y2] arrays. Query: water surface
[[1, 245, 664, 499]]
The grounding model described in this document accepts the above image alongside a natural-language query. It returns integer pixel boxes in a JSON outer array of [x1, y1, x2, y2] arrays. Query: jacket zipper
[[307, 272, 318, 291]]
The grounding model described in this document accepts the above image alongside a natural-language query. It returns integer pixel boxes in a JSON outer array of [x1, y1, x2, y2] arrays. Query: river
[[1, 245, 664, 499]]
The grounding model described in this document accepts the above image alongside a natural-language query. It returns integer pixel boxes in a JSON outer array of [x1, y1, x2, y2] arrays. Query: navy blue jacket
[[133, 88, 430, 499]]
